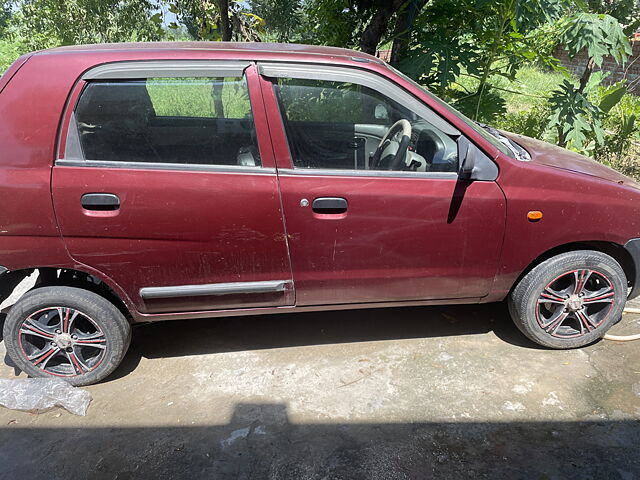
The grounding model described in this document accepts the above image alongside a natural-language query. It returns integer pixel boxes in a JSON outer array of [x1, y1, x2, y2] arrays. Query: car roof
[[39, 41, 385, 65]]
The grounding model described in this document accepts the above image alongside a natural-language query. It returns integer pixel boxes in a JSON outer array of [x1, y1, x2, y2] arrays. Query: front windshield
[[387, 65, 515, 159]]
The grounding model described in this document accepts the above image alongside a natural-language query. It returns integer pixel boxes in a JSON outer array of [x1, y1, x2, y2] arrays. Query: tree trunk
[[390, 0, 427, 65], [216, 0, 232, 41], [212, 80, 225, 118], [359, 0, 406, 55], [578, 57, 595, 95]]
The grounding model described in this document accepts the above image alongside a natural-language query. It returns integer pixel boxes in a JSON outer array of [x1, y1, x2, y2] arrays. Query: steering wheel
[[371, 119, 412, 170]]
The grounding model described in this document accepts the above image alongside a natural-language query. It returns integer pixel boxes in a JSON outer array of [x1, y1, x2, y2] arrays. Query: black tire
[[508, 250, 627, 349], [3, 286, 131, 386]]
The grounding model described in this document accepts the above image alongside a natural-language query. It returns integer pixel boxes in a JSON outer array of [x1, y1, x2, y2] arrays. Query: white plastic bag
[[0, 378, 92, 416]]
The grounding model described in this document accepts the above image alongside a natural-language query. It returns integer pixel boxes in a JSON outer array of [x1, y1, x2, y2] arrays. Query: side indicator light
[[527, 211, 543, 222]]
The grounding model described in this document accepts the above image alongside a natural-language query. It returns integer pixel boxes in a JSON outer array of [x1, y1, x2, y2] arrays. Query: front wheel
[[3, 286, 131, 386], [508, 250, 627, 349]]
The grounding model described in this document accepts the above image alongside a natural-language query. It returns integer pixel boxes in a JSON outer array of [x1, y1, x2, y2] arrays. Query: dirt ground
[[1, 301, 639, 479]]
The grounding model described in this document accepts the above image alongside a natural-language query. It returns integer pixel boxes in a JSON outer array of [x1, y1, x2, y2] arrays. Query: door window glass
[[273, 79, 458, 173], [72, 77, 261, 166]]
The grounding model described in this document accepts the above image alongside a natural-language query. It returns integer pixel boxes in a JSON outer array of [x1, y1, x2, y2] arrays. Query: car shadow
[[105, 301, 544, 382], [2, 302, 549, 383]]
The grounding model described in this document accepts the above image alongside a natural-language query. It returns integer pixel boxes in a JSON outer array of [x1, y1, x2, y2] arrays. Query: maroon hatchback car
[[1, 42, 639, 385]]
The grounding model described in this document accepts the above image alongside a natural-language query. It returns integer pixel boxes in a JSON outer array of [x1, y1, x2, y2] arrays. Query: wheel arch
[[509, 241, 635, 297], [0, 267, 134, 322]]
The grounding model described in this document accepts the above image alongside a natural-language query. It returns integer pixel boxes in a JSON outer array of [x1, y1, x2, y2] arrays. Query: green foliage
[[587, 0, 640, 34], [494, 105, 552, 138], [547, 76, 605, 151], [0, 0, 11, 36], [250, 0, 302, 42], [301, 0, 366, 47], [594, 83, 640, 171], [170, 0, 223, 40], [544, 12, 631, 152], [11, 0, 164, 50], [598, 83, 626, 114], [558, 12, 632, 67], [0, 38, 21, 71], [170, 0, 264, 41], [448, 89, 507, 124], [403, 0, 573, 114]]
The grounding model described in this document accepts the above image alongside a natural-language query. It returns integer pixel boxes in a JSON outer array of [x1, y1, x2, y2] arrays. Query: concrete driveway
[[1, 302, 639, 479]]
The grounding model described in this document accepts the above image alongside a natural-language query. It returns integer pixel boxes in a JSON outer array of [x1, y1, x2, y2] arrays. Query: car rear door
[[258, 62, 506, 307], [52, 61, 293, 315]]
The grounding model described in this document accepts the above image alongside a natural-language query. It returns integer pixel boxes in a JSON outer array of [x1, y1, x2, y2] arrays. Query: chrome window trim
[[82, 60, 251, 80], [140, 280, 291, 299], [258, 62, 460, 136], [55, 159, 274, 175], [277, 168, 459, 180]]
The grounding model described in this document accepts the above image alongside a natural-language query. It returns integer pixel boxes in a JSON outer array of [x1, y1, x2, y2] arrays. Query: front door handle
[[81, 193, 120, 211], [312, 197, 348, 214]]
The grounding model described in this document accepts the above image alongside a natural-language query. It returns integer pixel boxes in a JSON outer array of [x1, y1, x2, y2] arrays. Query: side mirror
[[457, 136, 476, 180]]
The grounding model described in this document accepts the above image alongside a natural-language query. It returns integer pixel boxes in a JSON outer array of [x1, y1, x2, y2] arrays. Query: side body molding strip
[[139, 280, 291, 300]]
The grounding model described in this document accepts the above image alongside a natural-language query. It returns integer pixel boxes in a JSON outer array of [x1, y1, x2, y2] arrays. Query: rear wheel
[[3, 286, 131, 386], [508, 250, 626, 349]]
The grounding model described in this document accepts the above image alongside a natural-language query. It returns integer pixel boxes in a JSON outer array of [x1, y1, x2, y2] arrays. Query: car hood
[[503, 132, 640, 188]]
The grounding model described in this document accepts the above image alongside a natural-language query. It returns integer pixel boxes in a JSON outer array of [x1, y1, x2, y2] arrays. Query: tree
[[547, 12, 632, 150], [390, 0, 428, 65], [399, 0, 572, 116], [170, 0, 263, 41], [358, 0, 405, 54], [0, 0, 11, 36], [303, 0, 408, 54], [11, 0, 164, 50], [587, 0, 640, 33], [250, 0, 302, 42]]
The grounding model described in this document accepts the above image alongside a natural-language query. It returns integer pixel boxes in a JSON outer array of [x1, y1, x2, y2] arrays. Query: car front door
[[52, 62, 293, 315], [258, 63, 506, 307]]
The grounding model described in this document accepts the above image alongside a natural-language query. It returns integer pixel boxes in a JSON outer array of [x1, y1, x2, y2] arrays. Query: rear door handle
[[81, 193, 120, 211], [312, 197, 348, 214]]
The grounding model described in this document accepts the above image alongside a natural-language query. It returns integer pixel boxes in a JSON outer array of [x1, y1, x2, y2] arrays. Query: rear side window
[[70, 76, 261, 166]]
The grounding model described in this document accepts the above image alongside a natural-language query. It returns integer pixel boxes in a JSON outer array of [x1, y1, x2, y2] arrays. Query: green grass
[[453, 66, 565, 113], [146, 77, 253, 119], [498, 66, 565, 112], [457, 65, 640, 179]]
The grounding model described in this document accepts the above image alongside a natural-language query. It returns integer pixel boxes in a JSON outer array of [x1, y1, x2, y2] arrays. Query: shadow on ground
[[105, 302, 541, 381], [1, 402, 638, 479], [2, 301, 544, 383], [134, 302, 537, 356]]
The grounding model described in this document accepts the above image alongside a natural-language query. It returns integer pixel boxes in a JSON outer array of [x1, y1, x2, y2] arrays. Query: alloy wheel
[[536, 269, 616, 338], [18, 306, 107, 376]]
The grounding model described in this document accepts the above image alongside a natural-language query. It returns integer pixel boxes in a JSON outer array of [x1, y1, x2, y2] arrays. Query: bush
[[0, 39, 22, 73], [452, 65, 640, 180], [493, 105, 551, 139]]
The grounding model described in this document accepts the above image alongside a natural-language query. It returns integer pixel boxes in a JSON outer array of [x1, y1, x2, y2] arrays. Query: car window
[[386, 64, 515, 159], [273, 78, 458, 173], [71, 76, 261, 166]]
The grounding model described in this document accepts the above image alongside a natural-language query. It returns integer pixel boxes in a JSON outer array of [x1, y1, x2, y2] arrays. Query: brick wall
[[553, 35, 640, 94]]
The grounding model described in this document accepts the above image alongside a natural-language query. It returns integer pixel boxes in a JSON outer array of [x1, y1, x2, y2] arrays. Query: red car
[[1, 42, 639, 385]]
